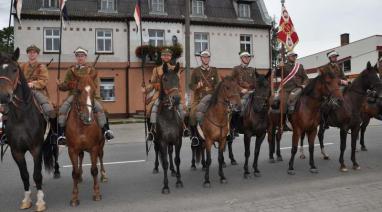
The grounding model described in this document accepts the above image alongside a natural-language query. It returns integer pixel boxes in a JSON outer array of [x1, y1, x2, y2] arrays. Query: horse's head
[[218, 76, 242, 112], [314, 68, 343, 107], [251, 70, 271, 112], [358, 62, 382, 106], [72, 70, 97, 124], [0, 48, 21, 104], [159, 63, 181, 108]]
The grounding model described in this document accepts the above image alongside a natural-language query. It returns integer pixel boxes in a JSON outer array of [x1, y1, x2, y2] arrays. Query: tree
[[0, 27, 14, 53], [270, 17, 280, 69]]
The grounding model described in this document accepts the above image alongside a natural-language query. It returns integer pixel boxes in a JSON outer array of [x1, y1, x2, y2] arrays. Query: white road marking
[[280, 142, 334, 150], [62, 159, 146, 168]]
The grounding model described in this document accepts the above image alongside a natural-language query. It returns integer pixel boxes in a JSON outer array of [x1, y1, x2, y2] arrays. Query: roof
[[20, 0, 271, 28]]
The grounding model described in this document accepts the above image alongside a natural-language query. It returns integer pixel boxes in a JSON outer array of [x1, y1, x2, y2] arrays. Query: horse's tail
[[42, 118, 57, 172]]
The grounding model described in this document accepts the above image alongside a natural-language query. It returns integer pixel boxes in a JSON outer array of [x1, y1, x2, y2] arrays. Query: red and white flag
[[277, 5, 299, 51], [134, 0, 141, 33], [13, 0, 23, 25]]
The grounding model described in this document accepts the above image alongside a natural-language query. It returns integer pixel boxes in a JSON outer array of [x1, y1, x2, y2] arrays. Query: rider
[[56, 47, 114, 145], [189, 50, 220, 145], [142, 48, 185, 141], [322, 50, 349, 87], [231, 51, 257, 136], [1, 45, 56, 145], [274, 51, 309, 114]]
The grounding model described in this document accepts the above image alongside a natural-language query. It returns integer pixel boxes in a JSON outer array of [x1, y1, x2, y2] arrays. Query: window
[[192, 0, 204, 16], [42, 0, 58, 8], [44, 28, 60, 52], [148, 29, 165, 47], [151, 0, 164, 13], [341, 60, 351, 72], [238, 3, 251, 18], [100, 78, 116, 101], [194, 32, 209, 54], [240, 35, 252, 54], [96, 29, 113, 53], [100, 0, 116, 12]]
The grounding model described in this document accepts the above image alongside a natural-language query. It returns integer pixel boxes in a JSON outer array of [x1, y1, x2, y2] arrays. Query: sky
[[0, 0, 381, 57]]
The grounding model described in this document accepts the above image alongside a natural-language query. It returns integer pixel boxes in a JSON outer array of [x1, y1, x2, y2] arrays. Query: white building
[[298, 34, 382, 78]]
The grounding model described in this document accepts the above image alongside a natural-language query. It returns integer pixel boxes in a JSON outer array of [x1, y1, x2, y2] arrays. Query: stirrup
[[191, 136, 200, 147], [183, 128, 191, 137], [147, 131, 155, 142], [104, 130, 114, 141], [57, 136, 66, 146]]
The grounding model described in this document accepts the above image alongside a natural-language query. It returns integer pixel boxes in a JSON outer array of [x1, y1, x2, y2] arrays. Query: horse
[[241, 70, 272, 178], [311, 62, 382, 172], [65, 69, 107, 206], [359, 98, 382, 151], [196, 76, 241, 187], [0, 49, 55, 211], [152, 63, 184, 194], [287, 68, 343, 175]]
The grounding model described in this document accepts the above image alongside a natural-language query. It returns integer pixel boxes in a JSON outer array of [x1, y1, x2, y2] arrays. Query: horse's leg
[[53, 143, 61, 179], [276, 128, 283, 161], [228, 137, 237, 165], [243, 133, 251, 178], [91, 148, 102, 201], [253, 133, 265, 177], [318, 124, 329, 160], [168, 145, 176, 177], [307, 129, 319, 173], [351, 127, 361, 170], [160, 142, 170, 194], [12, 150, 32, 210], [153, 141, 160, 174], [203, 140, 212, 188], [68, 149, 80, 206], [287, 127, 301, 175], [99, 144, 108, 183], [339, 129, 348, 172], [78, 151, 84, 183], [218, 139, 227, 184], [201, 145, 207, 171], [360, 119, 369, 151], [299, 132, 306, 159], [175, 139, 183, 188], [191, 145, 196, 170], [267, 126, 276, 162], [31, 147, 47, 212]]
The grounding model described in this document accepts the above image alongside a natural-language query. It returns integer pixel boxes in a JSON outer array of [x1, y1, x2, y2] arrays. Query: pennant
[[277, 5, 299, 51], [134, 0, 141, 33], [13, 0, 23, 25]]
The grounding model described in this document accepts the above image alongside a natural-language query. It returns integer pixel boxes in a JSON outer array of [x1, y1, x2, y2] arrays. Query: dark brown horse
[[0, 49, 55, 211], [66, 70, 106, 206], [314, 62, 382, 172], [288, 69, 343, 175], [196, 76, 241, 187], [359, 98, 382, 151]]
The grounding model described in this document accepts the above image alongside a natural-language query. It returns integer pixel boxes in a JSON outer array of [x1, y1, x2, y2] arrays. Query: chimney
[[341, 33, 350, 46]]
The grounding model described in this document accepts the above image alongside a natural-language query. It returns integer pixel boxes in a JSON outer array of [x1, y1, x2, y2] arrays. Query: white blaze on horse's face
[[2, 64, 8, 70], [85, 85, 92, 121]]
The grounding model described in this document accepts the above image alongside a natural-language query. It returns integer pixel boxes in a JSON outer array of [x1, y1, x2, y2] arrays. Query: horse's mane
[[207, 76, 235, 108], [18, 68, 33, 103]]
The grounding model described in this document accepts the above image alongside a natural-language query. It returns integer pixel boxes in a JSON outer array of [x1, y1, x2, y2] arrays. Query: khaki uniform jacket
[[277, 62, 309, 92], [321, 63, 347, 80], [189, 66, 220, 103], [21, 62, 49, 96], [231, 65, 257, 90]]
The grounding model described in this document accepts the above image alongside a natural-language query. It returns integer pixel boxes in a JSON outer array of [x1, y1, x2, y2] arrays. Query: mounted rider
[[321, 50, 349, 87], [56, 47, 114, 145], [273, 51, 309, 114], [142, 48, 185, 141], [189, 50, 220, 145]]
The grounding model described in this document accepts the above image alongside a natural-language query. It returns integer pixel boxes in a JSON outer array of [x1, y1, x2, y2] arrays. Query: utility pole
[[185, 0, 191, 106]]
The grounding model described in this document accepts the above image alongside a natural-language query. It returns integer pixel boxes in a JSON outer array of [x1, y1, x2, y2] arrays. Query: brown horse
[[65, 70, 106, 206], [288, 69, 343, 175], [359, 98, 382, 151], [197, 76, 241, 187]]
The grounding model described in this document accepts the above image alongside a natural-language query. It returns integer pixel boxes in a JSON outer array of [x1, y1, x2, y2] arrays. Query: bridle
[[0, 65, 24, 109], [73, 82, 96, 125]]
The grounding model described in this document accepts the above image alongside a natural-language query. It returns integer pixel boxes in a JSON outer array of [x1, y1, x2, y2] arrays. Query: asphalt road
[[1, 121, 382, 212]]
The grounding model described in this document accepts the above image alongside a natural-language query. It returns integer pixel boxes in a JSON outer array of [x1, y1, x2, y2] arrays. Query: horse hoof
[[254, 172, 262, 177], [361, 147, 368, 151], [231, 160, 238, 166], [153, 168, 159, 174], [310, 168, 319, 174], [93, 195, 102, 201], [299, 155, 306, 160], [243, 172, 251, 179], [340, 167, 348, 172], [191, 166, 197, 171], [277, 156, 283, 162], [287, 170, 296, 175], [220, 179, 228, 184], [323, 156, 330, 160], [353, 165, 361, 170], [203, 182, 211, 188], [176, 181, 184, 188], [20, 201, 32, 210], [35, 203, 47, 212], [53, 172, 61, 179], [269, 158, 276, 163], [162, 188, 170, 194], [70, 200, 80, 207]]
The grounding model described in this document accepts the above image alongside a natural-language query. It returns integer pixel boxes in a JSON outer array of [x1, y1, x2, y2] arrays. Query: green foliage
[[135, 44, 183, 65], [0, 27, 14, 54], [270, 18, 280, 69]]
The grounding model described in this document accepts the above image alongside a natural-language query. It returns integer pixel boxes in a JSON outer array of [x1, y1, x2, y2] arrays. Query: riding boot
[[102, 117, 114, 141], [0, 119, 7, 145], [57, 126, 67, 146], [190, 125, 200, 146]]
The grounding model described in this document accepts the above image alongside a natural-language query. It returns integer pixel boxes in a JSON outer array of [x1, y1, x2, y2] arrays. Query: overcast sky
[[0, 0, 381, 57]]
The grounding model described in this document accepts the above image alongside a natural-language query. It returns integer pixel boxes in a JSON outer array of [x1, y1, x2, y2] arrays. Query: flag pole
[[7, 0, 14, 53], [280, 0, 286, 132], [56, 5, 63, 135]]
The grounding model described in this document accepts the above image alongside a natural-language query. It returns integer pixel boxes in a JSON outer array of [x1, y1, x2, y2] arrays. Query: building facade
[[15, 0, 272, 116]]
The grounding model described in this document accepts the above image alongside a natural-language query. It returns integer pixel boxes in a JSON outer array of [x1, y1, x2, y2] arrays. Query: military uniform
[[231, 65, 257, 91], [321, 62, 346, 81], [189, 65, 220, 126]]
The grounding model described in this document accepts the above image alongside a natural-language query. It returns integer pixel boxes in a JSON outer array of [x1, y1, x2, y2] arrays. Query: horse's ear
[[367, 61, 372, 70], [174, 62, 180, 73], [12, 48, 20, 61]]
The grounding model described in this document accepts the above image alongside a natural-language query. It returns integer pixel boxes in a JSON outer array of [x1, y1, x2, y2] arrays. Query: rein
[[0, 66, 27, 110]]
